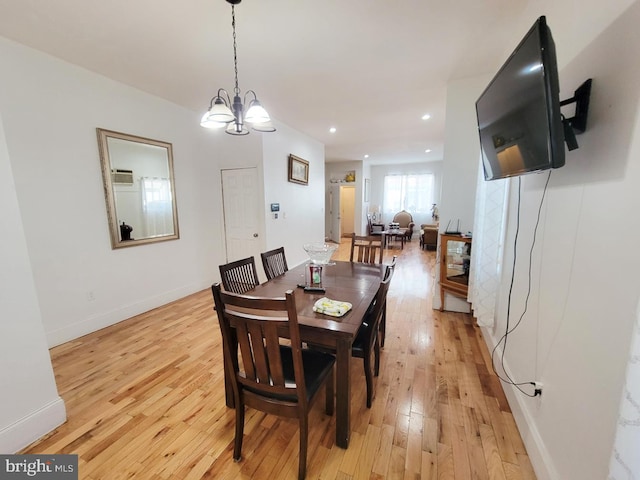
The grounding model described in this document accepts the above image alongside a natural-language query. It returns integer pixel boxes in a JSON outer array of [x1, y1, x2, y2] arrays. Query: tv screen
[[476, 16, 565, 181]]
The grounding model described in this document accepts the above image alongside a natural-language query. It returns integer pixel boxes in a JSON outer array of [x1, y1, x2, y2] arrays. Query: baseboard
[[46, 284, 201, 348], [0, 397, 67, 453], [479, 326, 559, 480]]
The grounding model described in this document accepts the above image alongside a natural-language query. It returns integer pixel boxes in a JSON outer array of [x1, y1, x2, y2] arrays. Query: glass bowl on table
[[303, 242, 338, 266], [302, 242, 338, 291]]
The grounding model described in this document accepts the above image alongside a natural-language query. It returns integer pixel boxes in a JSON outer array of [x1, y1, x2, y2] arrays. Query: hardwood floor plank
[[20, 239, 536, 479]]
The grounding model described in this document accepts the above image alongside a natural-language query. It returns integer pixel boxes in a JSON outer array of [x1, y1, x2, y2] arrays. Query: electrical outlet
[[87, 291, 95, 302], [534, 381, 543, 396]]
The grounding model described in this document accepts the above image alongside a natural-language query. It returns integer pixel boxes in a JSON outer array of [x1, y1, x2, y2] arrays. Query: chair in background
[[353, 266, 393, 407], [261, 246, 289, 280], [218, 256, 260, 294], [379, 255, 397, 349], [420, 224, 439, 250], [211, 283, 335, 480], [366, 214, 385, 237], [392, 210, 415, 240], [350, 233, 385, 264]]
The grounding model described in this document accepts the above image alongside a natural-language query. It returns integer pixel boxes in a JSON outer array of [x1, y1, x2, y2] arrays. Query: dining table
[[233, 260, 383, 449]]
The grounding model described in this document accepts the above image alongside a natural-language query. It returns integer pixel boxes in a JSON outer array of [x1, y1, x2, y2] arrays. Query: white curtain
[[382, 173, 434, 220], [468, 162, 509, 327], [140, 177, 174, 237], [608, 299, 640, 479]]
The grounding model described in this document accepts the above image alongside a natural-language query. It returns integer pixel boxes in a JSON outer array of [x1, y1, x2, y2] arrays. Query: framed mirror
[[97, 128, 180, 249]]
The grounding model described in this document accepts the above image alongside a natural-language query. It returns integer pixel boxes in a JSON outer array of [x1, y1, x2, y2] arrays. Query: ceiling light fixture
[[422, 113, 432, 120], [200, 0, 275, 135]]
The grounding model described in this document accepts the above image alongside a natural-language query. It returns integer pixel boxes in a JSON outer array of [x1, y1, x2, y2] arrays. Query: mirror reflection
[[445, 240, 471, 285], [97, 128, 179, 249]]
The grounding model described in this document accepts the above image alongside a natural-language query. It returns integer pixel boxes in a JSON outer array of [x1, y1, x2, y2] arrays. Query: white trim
[[0, 397, 66, 453], [45, 283, 201, 347], [480, 325, 559, 480]]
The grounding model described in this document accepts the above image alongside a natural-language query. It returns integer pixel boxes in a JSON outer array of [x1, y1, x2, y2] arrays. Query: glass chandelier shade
[[200, 0, 275, 135]]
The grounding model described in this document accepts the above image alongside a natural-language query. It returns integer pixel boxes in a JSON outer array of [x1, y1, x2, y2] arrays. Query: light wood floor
[[22, 238, 537, 480]]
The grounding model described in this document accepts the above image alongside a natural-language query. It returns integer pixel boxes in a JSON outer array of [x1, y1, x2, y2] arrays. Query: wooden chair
[[353, 266, 393, 407], [349, 233, 385, 264], [218, 257, 260, 294], [379, 255, 397, 348], [260, 246, 289, 280], [211, 283, 335, 480]]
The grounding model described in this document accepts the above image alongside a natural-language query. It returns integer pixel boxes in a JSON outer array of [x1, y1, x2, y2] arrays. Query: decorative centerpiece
[[302, 242, 338, 291]]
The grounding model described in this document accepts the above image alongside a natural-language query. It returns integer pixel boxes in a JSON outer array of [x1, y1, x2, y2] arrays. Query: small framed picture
[[288, 154, 309, 185]]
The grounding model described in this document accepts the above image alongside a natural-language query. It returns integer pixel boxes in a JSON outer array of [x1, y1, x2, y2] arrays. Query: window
[[141, 177, 174, 237], [382, 173, 434, 218]]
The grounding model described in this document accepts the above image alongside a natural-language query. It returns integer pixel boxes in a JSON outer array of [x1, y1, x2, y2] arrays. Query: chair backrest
[[363, 268, 393, 344], [350, 233, 384, 264], [219, 257, 260, 294], [367, 215, 384, 236], [260, 247, 289, 280], [392, 210, 413, 228], [211, 283, 309, 408], [386, 255, 398, 275]]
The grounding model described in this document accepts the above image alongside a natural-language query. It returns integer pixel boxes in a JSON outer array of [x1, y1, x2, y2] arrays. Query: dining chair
[[379, 255, 397, 349], [353, 265, 393, 407], [307, 265, 392, 408], [218, 256, 260, 294], [211, 283, 335, 480], [349, 233, 385, 264], [260, 246, 289, 280]]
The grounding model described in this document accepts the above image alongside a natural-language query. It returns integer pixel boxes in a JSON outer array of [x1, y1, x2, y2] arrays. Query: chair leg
[[233, 403, 245, 462], [374, 336, 380, 377], [380, 308, 386, 348], [298, 416, 308, 480], [363, 349, 374, 408]]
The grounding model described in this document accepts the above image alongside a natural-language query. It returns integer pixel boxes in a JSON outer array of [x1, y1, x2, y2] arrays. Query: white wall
[[0, 114, 66, 452], [262, 122, 325, 268], [0, 35, 324, 452], [474, 2, 640, 479], [437, 76, 489, 312]]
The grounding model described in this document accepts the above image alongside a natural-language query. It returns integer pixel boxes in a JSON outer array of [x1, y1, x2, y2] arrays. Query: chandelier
[[200, 0, 275, 135]]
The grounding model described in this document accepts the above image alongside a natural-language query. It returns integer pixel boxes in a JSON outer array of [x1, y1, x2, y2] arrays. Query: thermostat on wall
[[271, 203, 280, 212]]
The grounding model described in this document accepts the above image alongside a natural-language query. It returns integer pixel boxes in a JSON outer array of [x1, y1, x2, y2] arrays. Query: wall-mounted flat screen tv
[[476, 16, 565, 181]]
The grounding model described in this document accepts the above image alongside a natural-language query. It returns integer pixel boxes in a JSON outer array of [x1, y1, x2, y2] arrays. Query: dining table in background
[[235, 260, 383, 449]]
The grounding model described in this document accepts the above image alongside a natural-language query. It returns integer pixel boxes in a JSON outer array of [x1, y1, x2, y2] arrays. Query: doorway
[[340, 186, 356, 237], [328, 185, 356, 242]]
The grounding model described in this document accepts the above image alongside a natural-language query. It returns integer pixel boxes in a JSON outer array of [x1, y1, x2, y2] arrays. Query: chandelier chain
[[231, 5, 240, 96]]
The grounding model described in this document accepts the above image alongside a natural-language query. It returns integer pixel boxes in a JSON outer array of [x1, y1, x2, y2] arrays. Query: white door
[[340, 186, 356, 236], [221, 168, 262, 264], [329, 185, 341, 243]]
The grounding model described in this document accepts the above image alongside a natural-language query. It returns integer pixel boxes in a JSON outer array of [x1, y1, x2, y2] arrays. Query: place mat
[[312, 297, 353, 317]]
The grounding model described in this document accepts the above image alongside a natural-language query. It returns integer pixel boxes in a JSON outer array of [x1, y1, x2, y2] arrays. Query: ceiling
[[0, 0, 530, 165]]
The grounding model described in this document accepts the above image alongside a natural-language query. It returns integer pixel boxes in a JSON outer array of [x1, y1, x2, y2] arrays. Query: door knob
[[253, 233, 259, 238]]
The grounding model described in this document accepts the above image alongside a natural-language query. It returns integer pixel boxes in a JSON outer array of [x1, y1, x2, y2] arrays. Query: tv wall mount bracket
[[560, 78, 592, 150]]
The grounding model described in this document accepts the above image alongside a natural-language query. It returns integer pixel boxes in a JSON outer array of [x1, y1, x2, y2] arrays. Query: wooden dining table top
[[246, 261, 383, 340]]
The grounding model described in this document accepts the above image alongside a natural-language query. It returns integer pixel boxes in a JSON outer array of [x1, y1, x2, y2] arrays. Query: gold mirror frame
[[97, 128, 180, 249]]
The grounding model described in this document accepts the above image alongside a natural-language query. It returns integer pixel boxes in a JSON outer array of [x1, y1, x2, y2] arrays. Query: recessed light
[[364, 154, 369, 159], [329, 127, 337, 133], [425, 149, 431, 153], [421, 113, 431, 120]]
